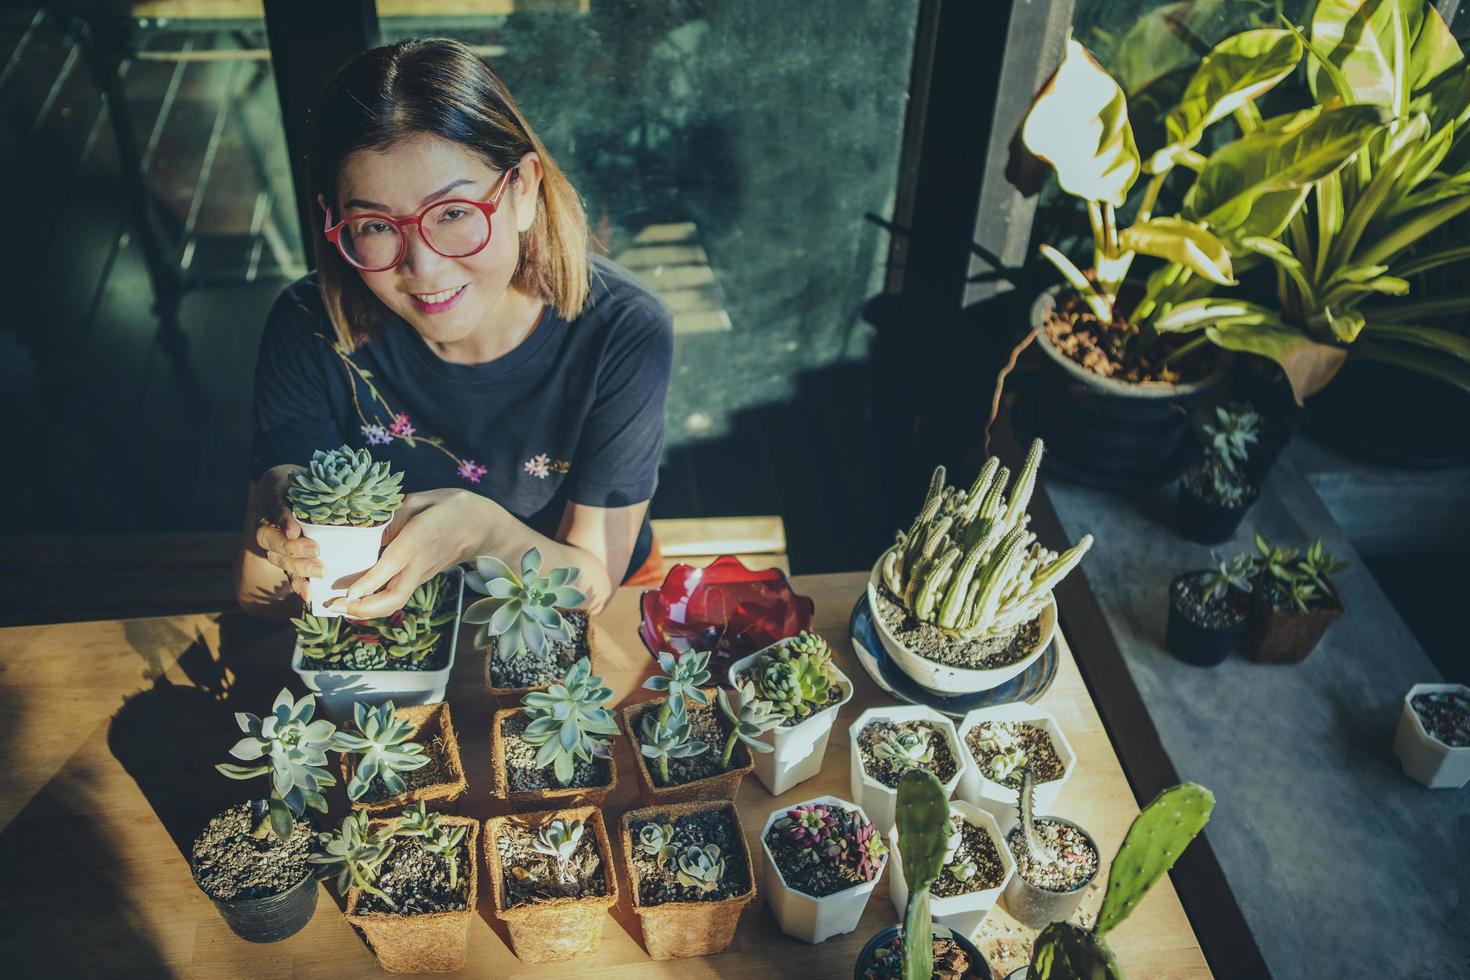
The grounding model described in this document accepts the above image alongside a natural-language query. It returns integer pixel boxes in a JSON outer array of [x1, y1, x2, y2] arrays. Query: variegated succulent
[[519, 657, 620, 786], [287, 445, 405, 527], [874, 728, 935, 770], [465, 548, 586, 660], [397, 801, 468, 888], [309, 809, 398, 907], [215, 688, 341, 842], [335, 701, 431, 802]]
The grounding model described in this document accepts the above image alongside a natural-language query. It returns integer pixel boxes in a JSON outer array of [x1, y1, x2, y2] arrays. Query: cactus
[[1017, 768, 1056, 864], [1028, 783, 1214, 980], [287, 445, 405, 527], [894, 768, 951, 980], [464, 547, 587, 659], [334, 701, 431, 801], [716, 684, 781, 767], [882, 440, 1094, 642]]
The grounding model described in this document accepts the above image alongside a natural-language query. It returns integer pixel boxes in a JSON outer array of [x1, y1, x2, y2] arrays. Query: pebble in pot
[[1165, 552, 1254, 667], [1394, 684, 1470, 789]]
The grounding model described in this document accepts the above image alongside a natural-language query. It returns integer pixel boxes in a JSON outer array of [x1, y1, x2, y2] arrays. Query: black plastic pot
[[854, 922, 993, 979], [192, 802, 320, 943], [1176, 476, 1256, 544], [1166, 573, 1249, 667]]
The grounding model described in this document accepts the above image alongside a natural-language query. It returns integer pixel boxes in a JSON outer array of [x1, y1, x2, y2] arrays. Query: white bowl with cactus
[[886, 799, 1014, 940], [288, 445, 406, 617], [868, 440, 1092, 696], [849, 704, 964, 833], [955, 703, 1076, 829], [727, 631, 854, 796]]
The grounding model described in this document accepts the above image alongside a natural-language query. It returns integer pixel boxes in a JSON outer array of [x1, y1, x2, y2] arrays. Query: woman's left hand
[[325, 488, 484, 619]]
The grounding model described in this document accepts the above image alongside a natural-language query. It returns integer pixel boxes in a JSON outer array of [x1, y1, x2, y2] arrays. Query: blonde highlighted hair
[[309, 38, 589, 351]]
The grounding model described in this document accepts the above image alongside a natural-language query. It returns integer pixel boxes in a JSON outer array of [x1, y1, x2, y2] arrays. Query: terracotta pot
[[484, 805, 619, 962], [620, 799, 756, 959], [482, 616, 607, 703], [490, 707, 618, 810], [341, 701, 468, 813], [620, 689, 754, 805], [1241, 578, 1346, 664], [345, 815, 479, 973]]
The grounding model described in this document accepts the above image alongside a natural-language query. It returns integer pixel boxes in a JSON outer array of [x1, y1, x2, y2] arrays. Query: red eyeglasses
[[322, 166, 516, 272]]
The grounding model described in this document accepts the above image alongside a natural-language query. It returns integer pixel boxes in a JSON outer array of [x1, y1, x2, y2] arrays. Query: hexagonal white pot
[[1394, 683, 1470, 789], [956, 704, 1076, 829], [299, 519, 390, 616], [760, 794, 886, 944], [729, 647, 855, 796], [886, 800, 1015, 940], [867, 549, 1056, 696], [849, 704, 963, 834]]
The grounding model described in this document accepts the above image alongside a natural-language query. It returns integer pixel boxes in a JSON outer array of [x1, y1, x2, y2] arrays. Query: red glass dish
[[638, 555, 815, 674]]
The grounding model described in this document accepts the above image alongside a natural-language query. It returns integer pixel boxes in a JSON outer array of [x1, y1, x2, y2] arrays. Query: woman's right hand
[[253, 464, 320, 604]]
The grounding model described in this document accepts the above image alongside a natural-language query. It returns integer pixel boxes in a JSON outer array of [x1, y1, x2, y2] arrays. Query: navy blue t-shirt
[[248, 252, 673, 579]]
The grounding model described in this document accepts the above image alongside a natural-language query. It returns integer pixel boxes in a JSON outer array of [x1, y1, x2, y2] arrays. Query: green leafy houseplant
[[216, 688, 343, 842], [287, 445, 405, 527], [465, 547, 587, 659]]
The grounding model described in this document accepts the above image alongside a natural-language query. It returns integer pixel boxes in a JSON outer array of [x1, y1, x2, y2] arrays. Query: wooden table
[[0, 573, 1211, 978]]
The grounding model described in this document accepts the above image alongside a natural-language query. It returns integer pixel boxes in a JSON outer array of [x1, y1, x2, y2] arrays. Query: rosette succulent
[[519, 657, 619, 786], [397, 802, 468, 888], [743, 633, 843, 722], [532, 817, 585, 884], [780, 804, 839, 853], [215, 688, 342, 842], [638, 699, 709, 785], [675, 844, 726, 893], [291, 613, 356, 663], [989, 748, 1028, 784], [770, 802, 887, 889], [644, 649, 712, 723], [853, 819, 887, 882], [309, 809, 398, 907], [335, 701, 430, 802], [874, 727, 935, 770], [638, 821, 679, 865], [287, 445, 405, 527], [465, 547, 586, 659], [716, 683, 781, 767]]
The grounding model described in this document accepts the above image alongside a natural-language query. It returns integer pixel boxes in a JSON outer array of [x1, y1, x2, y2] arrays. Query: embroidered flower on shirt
[[390, 412, 415, 438], [523, 454, 551, 478], [457, 459, 487, 484], [361, 423, 391, 446]]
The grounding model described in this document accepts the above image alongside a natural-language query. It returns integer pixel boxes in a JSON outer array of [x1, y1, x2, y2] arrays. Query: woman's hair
[[309, 38, 590, 349]]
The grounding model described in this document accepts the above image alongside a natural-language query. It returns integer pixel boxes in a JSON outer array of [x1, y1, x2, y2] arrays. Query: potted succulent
[[288, 445, 405, 616], [491, 657, 620, 809], [854, 769, 993, 979], [728, 631, 855, 794], [315, 805, 479, 974], [871, 441, 1092, 696], [337, 701, 467, 813], [290, 567, 465, 718], [622, 650, 762, 804], [1165, 551, 1255, 666], [1000, 771, 1101, 929], [1017, 783, 1213, 979], [1176, 405, 1260, 543], [850, 704, 965, 833], [621, 799, 757, 960], [760, 796, 888, 944], [484, 806, 620, 962], [195, 687, 337, 942], [887, 799, 1015, 940], [1394, 684, 1470, 789], [956, 704, 1076, 826], [1242, 536, 1349, 663], [465, 548, 603, 701]]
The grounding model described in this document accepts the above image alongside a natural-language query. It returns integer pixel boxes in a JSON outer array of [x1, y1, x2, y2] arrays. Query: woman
[[233, 38, 672, 620]]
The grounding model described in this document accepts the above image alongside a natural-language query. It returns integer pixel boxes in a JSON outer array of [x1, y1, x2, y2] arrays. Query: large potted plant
[[871, 441, 1092, 696], [491, 657, 620, 809], [761, 796, 888, 944]]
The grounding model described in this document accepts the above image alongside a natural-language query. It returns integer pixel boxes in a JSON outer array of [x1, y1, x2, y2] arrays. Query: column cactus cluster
[[880, 439, 1094, 641]]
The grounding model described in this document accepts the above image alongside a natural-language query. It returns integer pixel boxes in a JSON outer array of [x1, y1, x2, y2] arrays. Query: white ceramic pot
[[866, 549, 1056, 696], [291, 568, 464, 720], [760, 794, 886, 943], [886, 800, 1015, 940], [729, 647, 855, 796], [955, 704, 1076, 829], [1394, 683, 1470, 789], [848, 704, 964, 833], [299, 520, 389, 616]]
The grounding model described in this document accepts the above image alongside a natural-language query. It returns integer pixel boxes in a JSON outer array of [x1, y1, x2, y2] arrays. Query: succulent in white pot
[[849, 704, 963, 833], [886, 799, 1014, 940], [727, 631, 854, 795], [288, 445, 406, 616], [956, 703, 1076, 828], [760, 795, 887, 944], [1394, 683, 1470, 789]]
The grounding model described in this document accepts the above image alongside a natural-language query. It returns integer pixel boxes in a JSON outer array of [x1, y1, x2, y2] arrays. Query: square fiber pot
[[1242, 579, 1346, 664], [340, 701, 468, 813], [483, 805, 619, 962], [620, 799, 756, 960], [482, 618, 608, 702], [345, 815, 479, 974], [619, 689, 754, 806], [491, 707, 618, 810]]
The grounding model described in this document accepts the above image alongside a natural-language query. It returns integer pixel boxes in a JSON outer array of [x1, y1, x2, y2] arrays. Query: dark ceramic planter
[[854, 922, 992, 979], [1176, 478, 1256, 544], [1166, 573, 1248, 667], [1242, 579, 1346, 664], [192, 801, 320, 943]]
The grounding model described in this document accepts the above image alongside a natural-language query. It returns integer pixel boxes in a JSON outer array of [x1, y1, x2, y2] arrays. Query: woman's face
[[332, 133, 540, 343]]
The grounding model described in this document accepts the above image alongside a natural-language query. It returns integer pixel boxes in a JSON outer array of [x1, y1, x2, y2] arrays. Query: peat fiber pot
[[484, 805, 620, 963], [482, 616, 607, 703], [1241, 580, 1346, 664], [341, 701, 468, 813], [619, 691, 755, 806], [345, 816, 479, 973], [490, 707, 619, 810], [1025, 287, 1230, 488]]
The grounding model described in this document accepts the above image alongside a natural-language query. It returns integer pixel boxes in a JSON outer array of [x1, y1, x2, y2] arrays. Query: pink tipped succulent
[[781, 804, 837, 850], [852, 817, 888, 881]]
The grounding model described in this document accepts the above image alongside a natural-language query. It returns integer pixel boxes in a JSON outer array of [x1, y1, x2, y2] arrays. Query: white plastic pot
[[291, 567, 464, 720], [867, 549, 1056, 696], [849, 704, 963, 833], [728, 647, 854, 796], [886, 799, 1014, 940], [300, 520, 389, 617], [760, 794, 886, 944], [1394, 683, 1470, 789], [955, 704, 1076, 829]]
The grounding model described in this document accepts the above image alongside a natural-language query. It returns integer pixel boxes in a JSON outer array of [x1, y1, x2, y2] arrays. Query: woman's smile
[[408, 283, 469, 314]]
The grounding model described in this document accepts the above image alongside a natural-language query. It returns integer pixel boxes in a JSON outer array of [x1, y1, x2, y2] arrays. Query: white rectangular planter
[[760, 795, 886, 944], [886, 799, 1014, 940], [291, 567, 464, 721], [1394, 683, 1470, 789], [955, 704, 1076, 830], [299, 520, 389, 617], [729, 647, 854, 796], [848, 704, 963, 834]]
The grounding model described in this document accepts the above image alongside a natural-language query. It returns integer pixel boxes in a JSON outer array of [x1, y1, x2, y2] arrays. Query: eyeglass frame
[[320, 165, 518, 271]]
